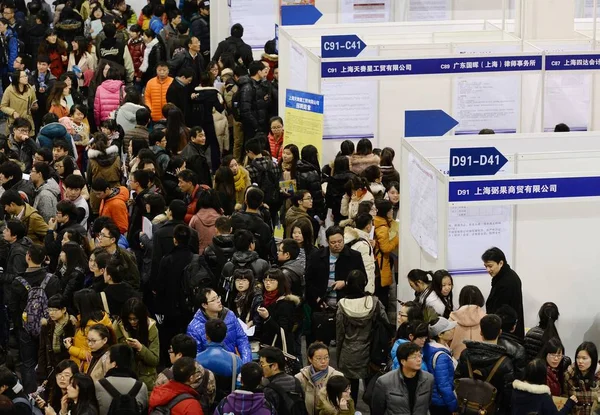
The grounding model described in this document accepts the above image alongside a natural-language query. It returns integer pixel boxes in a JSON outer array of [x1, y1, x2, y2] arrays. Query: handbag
[[311, 287, 337, 345], [261, 327, 301, 375]]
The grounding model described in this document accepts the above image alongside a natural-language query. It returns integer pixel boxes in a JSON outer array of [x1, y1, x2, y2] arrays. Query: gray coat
[[371, 369, 434, 415], [336, 295, 388, 379], [94, 373, 148, 415], [33, 179, 60, 223]]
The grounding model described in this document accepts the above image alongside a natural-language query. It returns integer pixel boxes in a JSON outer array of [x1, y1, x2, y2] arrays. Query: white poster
[[453, 75, 521, 135], [408, 153, 438, 259], [321, 79, 378, 139], [575, 0, 595, 17], [229, 0, 277, 49], [544, 73, 591, 132], [289, 41, 308, 92], [339, 0, 392, 23], [407, 0, 451, 21]]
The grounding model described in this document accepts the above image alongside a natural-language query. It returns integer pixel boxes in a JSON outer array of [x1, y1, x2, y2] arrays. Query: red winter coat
[[94, 79, 125, 126], [128, 38, 145, 78], [149, 381, 203, 415]]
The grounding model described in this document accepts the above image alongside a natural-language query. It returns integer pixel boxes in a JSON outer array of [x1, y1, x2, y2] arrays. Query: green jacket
[[113, 318, 160, 390]]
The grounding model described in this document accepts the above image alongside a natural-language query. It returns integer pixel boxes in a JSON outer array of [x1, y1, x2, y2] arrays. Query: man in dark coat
[[190, 0, 210, 58], [238, 61, 270, 142], [29, 55, 56, 132], [482, 247, 525, 338], [455, 315, 515, 415], [166, 67, 194, 122], [44, 200, 86, 271], [305, 226, 366, 310], [167, 35, 205, 84], [211, 23, 252, 68], [496, 304, 527, 377]]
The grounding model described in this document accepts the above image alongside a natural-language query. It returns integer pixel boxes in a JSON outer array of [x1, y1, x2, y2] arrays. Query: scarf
[[234, 168, 246, 192], [87, 346, 108, 374], [547, 366, 562, 396], [263, 290, 279, 308], [52, 315, 69, 354], [281, 159, 292, 173], [235, 292, 248, 318], [310, 365, 329, 386]]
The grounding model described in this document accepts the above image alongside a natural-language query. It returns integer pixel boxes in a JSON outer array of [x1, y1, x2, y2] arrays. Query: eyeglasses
[[311, 356, 329, 362], [407, 353, 423, 361], [14, 128, 29, 134], [168, 348, 174, 354], [548, 353, 563, 359], [207, 295, 221, 303], [98, 233, 112, 239], [56, 372, 72, 380]]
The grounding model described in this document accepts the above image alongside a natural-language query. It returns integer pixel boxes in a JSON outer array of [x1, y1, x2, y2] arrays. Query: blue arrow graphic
[[449, 147, 508, 177], [405, 110, 459, 138], [281, 5, 323, 26], [321, 35, 366, 58]]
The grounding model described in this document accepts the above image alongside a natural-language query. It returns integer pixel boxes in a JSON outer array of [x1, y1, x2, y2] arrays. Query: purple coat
[[215, 391, 275, 415]]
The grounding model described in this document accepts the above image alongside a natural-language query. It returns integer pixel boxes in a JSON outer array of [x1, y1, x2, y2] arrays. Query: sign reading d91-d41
[[449, 147, 508, 177], [321, 35, 366, 58]]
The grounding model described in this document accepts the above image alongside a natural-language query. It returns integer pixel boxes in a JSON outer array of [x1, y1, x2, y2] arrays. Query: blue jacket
[[187, 307, 252, 363], [37, 122, 74, 155], [149, 16, 164, 35], [196, 342, 242, 377], [391, 339, 427, 371], [423, 341, 458, 412], [0, 28, 17, 74]]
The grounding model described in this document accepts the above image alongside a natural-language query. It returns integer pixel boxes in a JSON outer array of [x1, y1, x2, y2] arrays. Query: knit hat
[[428, 317, 457, 338]]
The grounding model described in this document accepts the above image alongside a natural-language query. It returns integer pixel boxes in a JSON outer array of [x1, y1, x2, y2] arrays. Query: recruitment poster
[[284, 89, 324, 161]]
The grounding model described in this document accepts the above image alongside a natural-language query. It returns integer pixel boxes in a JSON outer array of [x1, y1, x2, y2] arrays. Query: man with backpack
[[220, 230, 269, 297], [204, 216, 235, 280], [8, 244, 60, 393], [95, 344, 149, 415], [231, 186, 276, 263], [259, 346, 306, 415], [212, 23, 253, 69], [149, 357, 204, 415], [215, 362, 276, 415], [343, 213, 377, 294], [454, 314, 515, 415]]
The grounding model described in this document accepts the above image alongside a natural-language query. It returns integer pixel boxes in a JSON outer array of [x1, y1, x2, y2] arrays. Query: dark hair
[[12, 117, 31, 132], [245, 138, 261, 155], [280, 239, 299, 260], [214, 166, 235, 201], [171, 334, 197, 358], [131, 137, 149, 158], [300, 144, 320, 173], [332, 155, 350, 175], [291, 219, 314, 256], [480, 314, 502, 341], [245, 187, 264, 210], [131, 169, 151, 189], [481, 247, 507, 264], [5, 220, 26, 240], [325, 225, 343, 241], [10, 69, 30, 94], [206, 319, 227, 343], [258, 346, 285, 371], [215, 216, 231, 234], [167, 156, 186, 175], [27, 244, 46, 265], [90, 4, 103, 19], [53, 137, 71, 150], [196, 188, 222, 213], [88, 323, 116, 347], [380, 147, 395, 166], [173, 357, 196, 383], [227, 268, 255, 318], [396, 342, 421, 365], [70, 373, 99, 414], [458, 285, 485, 307], [345, 270, 367, 298], [56, 199, 78, 221], [61, 242, 88, 277], [32, 162, 50, 181], [46, 80, 68, 109], [0, 162, 23, 183], [401, 301, 424, 322], [231, 23, 244, 38], [120, 298, 150, 346], [339, 140, 355, 156], [173, 224, 191, 246], [325, 376, 350, 410], [307, 342, 329, 359], [538, 337, 565, 359], [69, 104, 88, 118], [431, 270, 453, 318], [538, 302, 561, 345], [356, 138, 373, 155], [129, 24, 142, 33], [354, 212, 372, 231], [375, 199, 393, 218], [47, 293, 68, 310], [92, 249, 111, 270], [249, 61, 266, 76], [35, 147, 53, 162], [135, 107, 151, 126], [240, 362, 263, 391], [102, 222, 121, 242], [525, 359, 549, 386], [73, 289, 104, 329], [197, 288, 215, 308], [264, 268, 290, 297], [407, 269, 432, 285], [555, 123, 570, 132], [479, 128, 495, 135], [395, 320, 429, 342], [495, 304, 518, 333], [105, 258, 125, 283], [177, 169, 197, 186], [574, 342, 598, 384], [363, 165, 381, 183], [169, 200, 187, 221], [108, 344, 134, 369], [291, 190, 310, 208]]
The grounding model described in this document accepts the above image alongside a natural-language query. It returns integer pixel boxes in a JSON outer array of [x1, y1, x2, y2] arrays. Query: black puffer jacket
[[204, 234, 235, 279], [231, 211, 275, 263], [168, 49, 205, 81], [380, 165, 399, 188], [212, 36, 253, 68], [523, 326, 544, 362], [296, 160, 326, 220], [238, 75, 270, 138], [326, 171, 356, 224], [498, 332, 527, 378], [455, 341, 515, 415]]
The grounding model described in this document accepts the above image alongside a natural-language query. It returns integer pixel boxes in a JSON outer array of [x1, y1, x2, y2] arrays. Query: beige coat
[[295, 366, 344, 415], [449, 305, 486, 359], [0, 85, 37, 133]]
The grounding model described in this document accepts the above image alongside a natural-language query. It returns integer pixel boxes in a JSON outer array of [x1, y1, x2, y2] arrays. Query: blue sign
[[546, 54, 600, 71], [285, 89, 324, 114], [321, 35, 366, 58], [281, 5, 322, 26], [449, 147, 508, 177], [322, 55, 543, 78], [405, 110, 458, 138], [449, 176, 600, 202]]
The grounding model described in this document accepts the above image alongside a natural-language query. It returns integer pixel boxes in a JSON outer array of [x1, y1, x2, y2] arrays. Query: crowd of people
[[0, 0, 588, 414]]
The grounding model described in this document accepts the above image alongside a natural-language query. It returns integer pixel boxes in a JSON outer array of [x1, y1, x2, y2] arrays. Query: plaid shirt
[[245, 156, 282, 186], [563, 365, 600, 415]]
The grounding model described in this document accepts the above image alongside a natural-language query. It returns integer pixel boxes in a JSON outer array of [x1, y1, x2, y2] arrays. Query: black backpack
[[182, 254, 215, 314], [210, 242, 234, 280], [253, 161, 280, 208], [369, 301, 394, 368], [98, 378, 143, 415], [266, 382, 307, 415]]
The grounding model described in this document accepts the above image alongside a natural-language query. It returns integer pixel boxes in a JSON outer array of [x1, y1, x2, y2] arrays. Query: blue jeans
[[19, 328, 39, 394]]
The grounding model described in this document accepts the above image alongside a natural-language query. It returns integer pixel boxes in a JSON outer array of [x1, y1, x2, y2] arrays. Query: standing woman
[[113, 297, 159, 391], [524, 302, 561, 362], [373, 199, 399, 311], [279, 143, 299, 225], [0, 69, 37, 134], [139, 28, 165, 84], [84, 324, 115, 381], [164, 106, 189, 154], [93, 68, 125, 127], [214, 166, 236, 216], [349, 138, 380, 175], [407, 269, 446, 317], [39, 29, 68, 79], [47, 81, 71, 119], [340, 176, 374, 227], [222, 155, 250, 210], [431, 270, 454, 319], [45, 373, 100, 415], [335, 270, 389, 404], [291, 219, 315, 265], [68, 36, 97, 91], [379, 147, 400, 189], [297, 145, 326, 222], [268, 117, 285, 161], [564, 342, 600, 415], [189, 188, 223, 254], [449, 285, 486, 360], [326, 156, 356, 225], [56, 242, 88, 312], [87, 249, 109, 292]]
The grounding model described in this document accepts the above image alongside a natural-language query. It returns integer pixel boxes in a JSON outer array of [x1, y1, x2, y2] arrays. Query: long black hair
[[73, 289, 104, 329], [227, 268, 258, 320], [573, 342, 598, 385], [70, 373, 99, 414], [61, 242, 88, 277], [120, 297, 150, 346], [538, 302, 561, 346], [325, 376, 350, 410], [431, 270, 453, 318]]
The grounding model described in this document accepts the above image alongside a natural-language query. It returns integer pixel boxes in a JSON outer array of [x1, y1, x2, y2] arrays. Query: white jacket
[[343, 226, 376, 293]]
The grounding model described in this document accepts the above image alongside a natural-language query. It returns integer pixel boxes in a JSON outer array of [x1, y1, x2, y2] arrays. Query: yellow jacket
[[374, 216, 399, 287], [68, 312, 112, 371]]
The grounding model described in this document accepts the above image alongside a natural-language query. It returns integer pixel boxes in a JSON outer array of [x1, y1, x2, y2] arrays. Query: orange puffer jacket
[[144, 76, 173, 121]]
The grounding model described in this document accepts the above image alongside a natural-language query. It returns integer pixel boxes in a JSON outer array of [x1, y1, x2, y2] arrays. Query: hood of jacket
[[213, 234, 234, 249], [88, 144, 119, 167], [231, 250, 260, 266], [105, 186, 130, 204], [150, 145, 168, 157], [450, 305, 485, 327], [118, 103, 144, 124], [282, 257, 304, 279], [35, 178, 60, 198], [100, 79, 124, 93], [337, 295, 377, 320], [350, 153, 380, 168], [22, 204, 41, 221], [194, 208, 221, 227], [237, 75, 251, 87], [296, 159, 319, 174], [149, 381, 199, 408], [512, 379, 550, 396], [279, 294, 301, 307], [39, 122, 68, 139], [221, 390, 270, 415], [463, 340, 508, 366], [343, 226, 370, 244], [286, 206, 310, 224]]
